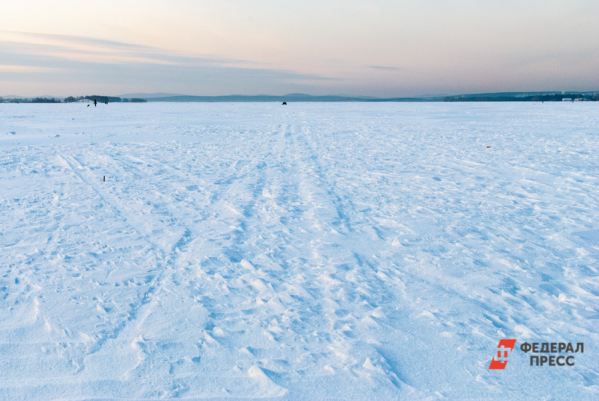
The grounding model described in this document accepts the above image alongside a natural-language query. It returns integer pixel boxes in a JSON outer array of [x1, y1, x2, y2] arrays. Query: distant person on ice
[[94, 99, 97, 107]]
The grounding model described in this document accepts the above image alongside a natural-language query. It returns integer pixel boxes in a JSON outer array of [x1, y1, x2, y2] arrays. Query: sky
[[1, 0, 599, 97]]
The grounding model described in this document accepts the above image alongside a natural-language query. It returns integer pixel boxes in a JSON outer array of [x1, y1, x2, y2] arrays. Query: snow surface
[[0, 102, 598, 401]]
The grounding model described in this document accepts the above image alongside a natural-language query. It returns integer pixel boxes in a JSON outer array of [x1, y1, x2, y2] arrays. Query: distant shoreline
[[2, 91, 598, 104]]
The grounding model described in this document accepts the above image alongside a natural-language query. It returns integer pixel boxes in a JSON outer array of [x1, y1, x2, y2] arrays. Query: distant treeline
[[0, 96, 147, 104], [0, 97, 62, 103], [2, 92, 598, 103], [443, 92, 599, 102], [144, 92, 599, 102]]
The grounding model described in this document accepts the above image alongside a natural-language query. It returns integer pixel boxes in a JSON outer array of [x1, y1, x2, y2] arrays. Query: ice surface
[[0, 102, 598, 400]]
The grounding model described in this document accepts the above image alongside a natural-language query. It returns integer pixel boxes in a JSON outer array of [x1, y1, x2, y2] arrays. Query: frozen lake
[[1, 102, 598, 400]]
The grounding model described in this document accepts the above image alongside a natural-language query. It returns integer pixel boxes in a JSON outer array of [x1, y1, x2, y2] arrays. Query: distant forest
[[0, 96, 147, 104], [443, 92, 599, 102]]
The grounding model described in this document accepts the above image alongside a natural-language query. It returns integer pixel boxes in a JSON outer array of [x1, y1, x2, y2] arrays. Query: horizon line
[[3, 89, 599, 100]]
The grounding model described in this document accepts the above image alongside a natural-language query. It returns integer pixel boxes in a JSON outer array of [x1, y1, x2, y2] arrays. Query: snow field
[[0, 102, 598, 400]]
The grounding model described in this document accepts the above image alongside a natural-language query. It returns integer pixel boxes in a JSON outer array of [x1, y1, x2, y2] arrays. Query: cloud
[[0, 64, 61, 73], [368, 65, 406, 72], [0, 31, 333, 95], [5, 31, 153, 51]]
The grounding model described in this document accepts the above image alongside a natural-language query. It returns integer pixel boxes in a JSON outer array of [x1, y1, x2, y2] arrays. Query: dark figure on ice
[[282, 101, 287, 105], [94, 99, 97, 107]]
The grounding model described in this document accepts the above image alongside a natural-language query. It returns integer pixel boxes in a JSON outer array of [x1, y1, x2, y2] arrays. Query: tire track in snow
[[140, 124, 292, 397], [221, 159, 269, 265], [295, 121, 515, 397], [58, 154, 196, 363], [87, 226, 193, 352], [293, 119, 541, 397], [59, 155, 167, 254], [290, 123, 420, 395]]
